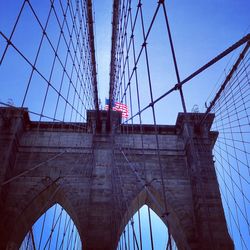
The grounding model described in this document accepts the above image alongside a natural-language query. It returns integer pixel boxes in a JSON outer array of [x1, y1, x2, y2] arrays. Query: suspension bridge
[[0, 0, 249, 249]]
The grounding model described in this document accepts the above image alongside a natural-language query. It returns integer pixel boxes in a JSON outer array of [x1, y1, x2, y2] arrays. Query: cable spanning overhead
[[108, 0, 249, 124], [109, 0, 121, 107], [203, 44, 250, 250], [0, 0, 99, 122], [87, 0, 99, 111]]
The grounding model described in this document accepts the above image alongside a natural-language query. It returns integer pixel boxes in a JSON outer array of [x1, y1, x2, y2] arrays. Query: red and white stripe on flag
[[113, 102, 129, 118]]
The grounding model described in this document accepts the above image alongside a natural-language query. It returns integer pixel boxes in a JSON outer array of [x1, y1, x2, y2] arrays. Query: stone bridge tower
[[0, 107, 233, 249]]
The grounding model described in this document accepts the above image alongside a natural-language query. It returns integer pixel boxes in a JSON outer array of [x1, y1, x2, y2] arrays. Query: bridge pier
[[0, 107, 233, 249]]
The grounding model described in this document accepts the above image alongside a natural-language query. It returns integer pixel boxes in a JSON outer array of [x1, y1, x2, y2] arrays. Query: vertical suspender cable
[[147, 206, 154, 250]]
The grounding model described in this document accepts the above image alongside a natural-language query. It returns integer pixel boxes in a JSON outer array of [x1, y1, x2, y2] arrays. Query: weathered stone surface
[[0, 108, 233, 250]]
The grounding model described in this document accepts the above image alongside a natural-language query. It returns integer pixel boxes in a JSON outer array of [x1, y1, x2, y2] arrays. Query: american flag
[[104, 99, 129, 118]]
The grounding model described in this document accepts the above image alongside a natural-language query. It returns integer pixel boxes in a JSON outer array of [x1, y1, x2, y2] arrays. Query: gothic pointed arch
[[116, 184, 193, 250], [5, 181, 82, 249]]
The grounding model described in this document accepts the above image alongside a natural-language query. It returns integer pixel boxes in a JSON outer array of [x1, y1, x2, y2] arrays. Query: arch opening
[[116, 204, 178, 250], [19, 203, 82, 250]]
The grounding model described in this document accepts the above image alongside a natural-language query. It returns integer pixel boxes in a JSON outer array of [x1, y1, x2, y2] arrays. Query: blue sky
[[94, 0, 250, 124], [20, 204, 82, 249], [0, 0, 249, 123]]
